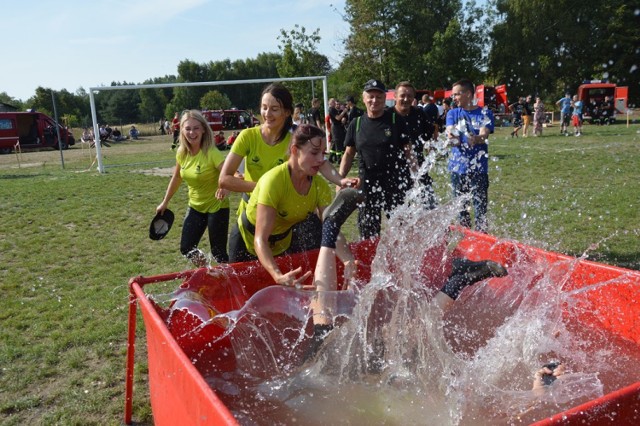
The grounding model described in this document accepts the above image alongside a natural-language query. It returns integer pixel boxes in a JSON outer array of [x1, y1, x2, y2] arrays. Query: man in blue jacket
[[446, 78, 495, 233]]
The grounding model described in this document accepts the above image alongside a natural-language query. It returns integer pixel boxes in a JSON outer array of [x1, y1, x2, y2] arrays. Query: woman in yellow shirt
[[219, 83, 357, 262], [235, 124, 355, 287], [156, 110, 229, 266]]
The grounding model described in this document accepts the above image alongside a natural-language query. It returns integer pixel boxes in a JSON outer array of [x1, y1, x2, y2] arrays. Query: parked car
[[0, 111, 75, 153]]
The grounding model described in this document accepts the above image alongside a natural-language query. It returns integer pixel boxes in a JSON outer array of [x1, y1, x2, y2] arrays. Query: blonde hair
[[176, 110, 213, 161]]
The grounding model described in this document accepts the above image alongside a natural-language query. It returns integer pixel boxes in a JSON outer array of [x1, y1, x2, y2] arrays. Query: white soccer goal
[[88, 76, 329, 173]]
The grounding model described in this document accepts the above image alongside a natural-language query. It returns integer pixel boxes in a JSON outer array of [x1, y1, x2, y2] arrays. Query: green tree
[[277, 25, 331, 107], [95, 82, 141, 125], [0, 92, 24, 110], [487, 0, 640, 104], [339, 0, 487, 92], [200, 90, 232, 110], [139, 75, 177, 122]]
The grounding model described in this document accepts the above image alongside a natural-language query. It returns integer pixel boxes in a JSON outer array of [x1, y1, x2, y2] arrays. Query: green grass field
[[0, 123, 638, 424]]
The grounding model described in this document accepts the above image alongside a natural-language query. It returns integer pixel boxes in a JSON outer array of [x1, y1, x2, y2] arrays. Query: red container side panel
[[135, 283, 239, 426], [531, 381, 640, 426], [127, 229, 640, 425]]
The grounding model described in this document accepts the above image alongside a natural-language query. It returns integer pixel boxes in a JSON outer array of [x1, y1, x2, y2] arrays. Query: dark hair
[[289, 124, 325, 155], [395, 81, 416, 94], [452, 78, 475, 93], [261, 83, 293, 143]]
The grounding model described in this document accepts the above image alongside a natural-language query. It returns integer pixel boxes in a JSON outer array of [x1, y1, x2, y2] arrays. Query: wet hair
[[261, 83, 293, 143], [289, 124, 325, 156], [452, 78, 475, 94], [176, 109, 213, 160]]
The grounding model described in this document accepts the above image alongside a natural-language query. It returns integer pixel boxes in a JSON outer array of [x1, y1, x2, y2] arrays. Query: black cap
[[363, 79, 386, 93], [149, 209, 175, 240]]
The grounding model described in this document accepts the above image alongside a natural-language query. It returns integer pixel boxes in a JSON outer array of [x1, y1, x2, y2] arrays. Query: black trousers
[[180, 207, 229, 263]]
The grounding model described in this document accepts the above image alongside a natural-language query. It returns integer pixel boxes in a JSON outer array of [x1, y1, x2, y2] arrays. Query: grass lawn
[[0, 123, 638, 424]]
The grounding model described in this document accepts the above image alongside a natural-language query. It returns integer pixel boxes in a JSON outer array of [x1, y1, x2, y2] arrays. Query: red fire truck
[[201, 109, 259, 132], [577, 80, 628, 123], [0, 111, 75, 154], [386, 84, 508, 113]]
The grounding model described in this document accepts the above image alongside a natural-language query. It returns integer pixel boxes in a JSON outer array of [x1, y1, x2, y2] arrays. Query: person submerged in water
[[306, 186, 509, 357], [307, 189, 567, 395]]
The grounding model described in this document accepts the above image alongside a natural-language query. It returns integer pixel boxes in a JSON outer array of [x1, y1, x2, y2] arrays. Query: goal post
[[88, 76, 329, 173]]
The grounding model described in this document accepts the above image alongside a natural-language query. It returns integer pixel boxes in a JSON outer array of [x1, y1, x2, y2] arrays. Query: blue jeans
[[450, 172, 489, 232]]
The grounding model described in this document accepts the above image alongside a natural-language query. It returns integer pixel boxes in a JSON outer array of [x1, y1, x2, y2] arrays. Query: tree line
[[1, 0, 637, 127]]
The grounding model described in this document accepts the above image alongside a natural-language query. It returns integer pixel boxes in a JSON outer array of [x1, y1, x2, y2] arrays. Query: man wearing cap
[[339, 79, 417, 239], [392, 81, 436, 209]]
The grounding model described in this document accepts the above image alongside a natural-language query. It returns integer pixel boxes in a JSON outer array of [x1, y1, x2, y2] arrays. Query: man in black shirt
[[328, 98, 347, 163], [393, 82, 436, 209], [309, 98, 323, 129], [345, 95, 363, 127], [339, 79, 417, 239], [421, 93, 440, 140]]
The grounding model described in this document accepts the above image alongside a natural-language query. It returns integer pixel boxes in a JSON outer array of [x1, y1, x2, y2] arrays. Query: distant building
[[0, 102, 18, 112]]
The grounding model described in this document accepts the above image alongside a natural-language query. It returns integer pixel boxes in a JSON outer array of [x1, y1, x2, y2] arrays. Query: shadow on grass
[[0, 173, 48, 180]]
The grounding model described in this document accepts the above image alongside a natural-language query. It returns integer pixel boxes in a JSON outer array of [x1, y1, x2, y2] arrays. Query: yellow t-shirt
[[239, 163, 332, 256], [178, 147, 229, 213], [230, 126, 291, 212]]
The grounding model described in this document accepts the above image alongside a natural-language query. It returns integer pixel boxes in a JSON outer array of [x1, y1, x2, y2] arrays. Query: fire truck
[[0, 111, 75, 154], [577, 80, 628, 123], [201, 109, 259, 132]]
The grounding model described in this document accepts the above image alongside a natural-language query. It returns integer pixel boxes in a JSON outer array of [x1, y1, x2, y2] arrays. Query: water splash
[[159, 191, 638, 425]]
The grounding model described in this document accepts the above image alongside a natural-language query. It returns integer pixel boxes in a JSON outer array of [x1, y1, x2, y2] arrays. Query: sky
[[1, 0, 348, 101]]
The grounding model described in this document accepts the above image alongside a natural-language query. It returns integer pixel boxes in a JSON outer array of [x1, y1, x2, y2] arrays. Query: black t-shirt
[[423, 103, 439, 126], [310, 107, 322, 126], [396, 106, 434, 165], [344, 109, 409, 179], [346, 105, 363, 126], [329, 106, 346, 141]]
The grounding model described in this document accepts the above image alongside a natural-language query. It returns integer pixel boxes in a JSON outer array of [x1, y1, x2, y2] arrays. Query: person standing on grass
[[571, 95, 583, 136], [309, 98, 323, 129], [156, 110, 230, 267], [328, 98, 348, 163], [446, 78, 494, 233], [218, 83, 357, 263], [338, 79, 418, 240], [392, 81, 437, 209], [522, 95, 533, 137], [533, 96, 545, 137], [556, 93, 572, 136], [508, 97, 524, 138], [171, 112, 180, 150]]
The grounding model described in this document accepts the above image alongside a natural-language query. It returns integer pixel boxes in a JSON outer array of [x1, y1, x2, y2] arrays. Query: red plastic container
[[125, 230, 640, 425]]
